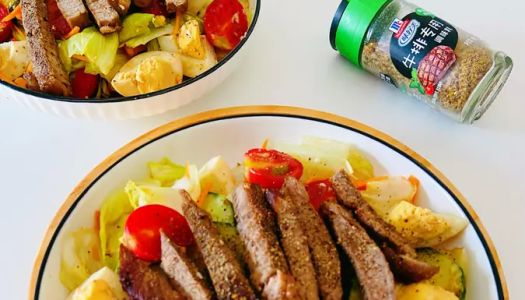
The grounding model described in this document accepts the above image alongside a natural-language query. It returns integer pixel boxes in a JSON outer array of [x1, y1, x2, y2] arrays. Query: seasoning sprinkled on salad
[[0, 0, 251, 98], [60, 136, 470, 300]]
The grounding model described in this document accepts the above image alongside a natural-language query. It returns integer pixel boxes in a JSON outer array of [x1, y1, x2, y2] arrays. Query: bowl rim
[[1, 0, 261, 104], [28, 105, 509, 299]]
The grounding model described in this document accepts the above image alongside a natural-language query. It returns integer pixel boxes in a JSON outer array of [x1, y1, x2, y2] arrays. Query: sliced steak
[[160, 232, 214, 300], [232, 184, 301, 300], [119, 245, 184, 300], [381, 245, 439, 283], [166, 0, 187, 13], [267, 189, 319, 300], [85, 0, 121, 33], [23, 72, 40, 91], [331, 170, 416, 257], [109, 0, 131, 15], [21, 0, 71, 96], [321, 201, 395, 300], [56, 0, 90, 28], [180, 190, 257, 300], [281, 177, 343, 300]]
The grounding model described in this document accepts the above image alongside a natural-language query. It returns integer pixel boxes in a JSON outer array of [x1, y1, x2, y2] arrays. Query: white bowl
[[29, 106, 508, 299], [0, 2, 260, 120]]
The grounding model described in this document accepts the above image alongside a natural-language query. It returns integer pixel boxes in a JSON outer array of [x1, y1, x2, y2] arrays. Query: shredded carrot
[[261, 138, 269, 149], [197, 182, 211, 207], [63, 26, 80, 39], [408, 175, 420, 203], [353, 179, 368, 191], [2, 4, 21, 22], [123, 45, 147, 58], [172, 11, 183, 38], [94, 210, 101, 232], [13, 77, 27, 88], [72, 54, 88, 62]]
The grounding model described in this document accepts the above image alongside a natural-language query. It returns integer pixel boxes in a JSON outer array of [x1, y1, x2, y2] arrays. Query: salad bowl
[[0, 0, 260, 120], [29, 106, 508, 299]]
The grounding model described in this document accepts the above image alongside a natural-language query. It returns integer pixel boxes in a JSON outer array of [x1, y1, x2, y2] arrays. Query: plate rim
[[28, 105, 509, 299]]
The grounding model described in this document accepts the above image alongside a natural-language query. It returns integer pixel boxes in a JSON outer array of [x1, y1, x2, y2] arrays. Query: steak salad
[[0, 0, 251, 98], [60, 136, 469, 300]]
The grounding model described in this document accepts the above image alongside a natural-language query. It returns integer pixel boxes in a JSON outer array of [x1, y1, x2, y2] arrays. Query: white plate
[[0, 1, 260, 120], [29, 106, 508, 299]]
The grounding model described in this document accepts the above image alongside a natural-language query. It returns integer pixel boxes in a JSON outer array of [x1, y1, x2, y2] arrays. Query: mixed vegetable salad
[[0, 0, 251, 98], [60, 137, 469, 300]]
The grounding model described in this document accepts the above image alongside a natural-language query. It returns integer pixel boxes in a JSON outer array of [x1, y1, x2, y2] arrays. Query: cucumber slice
[[417, 248, 466, 299], [201, 193, 235, 225]]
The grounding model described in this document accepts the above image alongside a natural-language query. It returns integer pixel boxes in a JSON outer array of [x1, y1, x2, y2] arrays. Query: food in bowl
[[0, 0, 251, 98], [59, 136, 470, 300]]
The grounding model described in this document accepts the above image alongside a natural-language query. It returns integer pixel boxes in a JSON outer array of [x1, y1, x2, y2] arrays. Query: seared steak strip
[[166, 0, 188, 13], [21, 0, 71, 96], [119, 245, 184, 300], [109, 0, 131, 15], [381, 244, 439, 282], [321, 201, 395, 300], [232, 184, 301, 300], [56, 0, 90, 28], [180, 190, 257, 300], [85, 0, 121, 33], [160, 232, 214, 300], [266, 190, 319, 300], [331, 170, 416, 257], [281, 177, 343, 300]]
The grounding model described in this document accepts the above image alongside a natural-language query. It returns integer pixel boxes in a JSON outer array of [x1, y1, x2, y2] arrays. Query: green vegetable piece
[[99, 189, 133, 270], [348, 276, 363, 300], [417, 248, 466, 299], [125, 24, 174, 48], [120, 13, 154, 43], [201, 193, 235, 224], [148, 157, 185, 187]]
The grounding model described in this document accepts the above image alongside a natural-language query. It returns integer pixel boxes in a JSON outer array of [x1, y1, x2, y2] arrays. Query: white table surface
[[1, 0, 524, 298]]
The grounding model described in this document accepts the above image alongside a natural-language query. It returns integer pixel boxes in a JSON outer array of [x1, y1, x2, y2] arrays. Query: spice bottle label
[[389, 8, 458, 95]]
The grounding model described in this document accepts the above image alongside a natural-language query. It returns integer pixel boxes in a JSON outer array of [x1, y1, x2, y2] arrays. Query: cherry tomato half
[[71, 69, 99, 99], [123, 204, 194, 262], [204, 0, 248, 50], [244, 148, 303, 189], [0, 5, 13, 43], [305, 180, 337, 211], [47, 0, 72, 39]]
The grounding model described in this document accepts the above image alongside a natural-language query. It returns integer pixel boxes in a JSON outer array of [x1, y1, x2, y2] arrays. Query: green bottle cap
[[330, 0, 390, 67]]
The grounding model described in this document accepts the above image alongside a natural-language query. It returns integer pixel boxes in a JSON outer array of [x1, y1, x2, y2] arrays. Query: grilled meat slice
[[232, 184, 301, 300], [109, 0, 131, 15], [119, 245, 184, 300], [321, 201, 395, 300], [160, 232, 214, 300], [331, 170, 416, 257], [23, 72, 40, 91], [281, 177, 343, 300], [21, 0, 71, 96], [166, 0, 188, 13], [56, 0, 90, 28], [180, 190, 257, 300], [85, 0, 121, 33], [381, 245, 439, 283], [267, 190, 319, 300]]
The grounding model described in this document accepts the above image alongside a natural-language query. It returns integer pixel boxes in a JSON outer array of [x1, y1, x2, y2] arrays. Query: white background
[[0, 0, 524, 298]]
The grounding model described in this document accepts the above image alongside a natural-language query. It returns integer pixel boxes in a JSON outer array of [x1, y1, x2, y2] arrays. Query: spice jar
[[330, 0, 513, 123]]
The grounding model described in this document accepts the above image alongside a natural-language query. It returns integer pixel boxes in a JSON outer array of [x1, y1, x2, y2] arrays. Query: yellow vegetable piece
[[397, 283, 459, 300], [177, 19, 205, 59], [199, 156, 236, 196], [67, 267, 128, 300], [361, 176, 418, 218]]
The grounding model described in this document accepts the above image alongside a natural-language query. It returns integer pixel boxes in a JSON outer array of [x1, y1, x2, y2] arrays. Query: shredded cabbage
[[58, 27, 119, 76], [125, 24, 173, 48], [125, 181, 185, 214], [148, 157, 185, 187], [98, 189, 133, 271], [119, 13, 155, 43], [60, 228, 103, 291]]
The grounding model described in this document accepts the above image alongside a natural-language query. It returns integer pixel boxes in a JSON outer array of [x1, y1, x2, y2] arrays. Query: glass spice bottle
[[330, 0, 513, 123]]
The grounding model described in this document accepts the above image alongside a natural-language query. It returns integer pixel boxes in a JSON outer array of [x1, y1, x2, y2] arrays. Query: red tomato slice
[[305, 180, 336, 211], [141, 0, 169, 16], [244, 148, 303, 189], [0, 5, 13, 43], [47, 0, 72, 39], [124, 205, 194, 262], [204, 0, 248, 50], [71, 69, 99, 99]]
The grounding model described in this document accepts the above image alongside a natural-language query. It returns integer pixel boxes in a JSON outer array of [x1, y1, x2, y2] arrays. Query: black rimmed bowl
[[1, 1, 260, 120]]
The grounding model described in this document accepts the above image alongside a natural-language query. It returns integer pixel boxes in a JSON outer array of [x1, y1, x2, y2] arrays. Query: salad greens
[[148, 157, 186, 187]]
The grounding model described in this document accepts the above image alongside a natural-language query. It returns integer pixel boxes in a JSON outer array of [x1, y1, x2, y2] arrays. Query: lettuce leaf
[[148, 157, 185, 187], [98, 189, 133, 271], [119, 13, 155, 43]]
